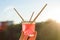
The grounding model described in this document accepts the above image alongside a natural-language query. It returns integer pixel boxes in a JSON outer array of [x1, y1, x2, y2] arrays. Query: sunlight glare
[[47, 5, 60, 23]]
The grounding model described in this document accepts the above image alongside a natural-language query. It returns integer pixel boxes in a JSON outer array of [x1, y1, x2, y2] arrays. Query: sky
[[0, 0, 60, 24]]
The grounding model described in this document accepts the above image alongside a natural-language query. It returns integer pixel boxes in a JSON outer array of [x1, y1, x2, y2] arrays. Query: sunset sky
[[0, 0, 60, 24]]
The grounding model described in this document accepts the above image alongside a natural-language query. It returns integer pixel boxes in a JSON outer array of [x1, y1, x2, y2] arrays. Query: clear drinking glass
[[22, 21, 35, 37]]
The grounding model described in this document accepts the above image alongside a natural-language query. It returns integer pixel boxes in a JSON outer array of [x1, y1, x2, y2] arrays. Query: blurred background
[[0, 19, 60, 40], [0, 0, 60, 40]]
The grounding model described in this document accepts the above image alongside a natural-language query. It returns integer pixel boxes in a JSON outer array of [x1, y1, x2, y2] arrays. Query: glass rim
[[22, 21, 35, 24]]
